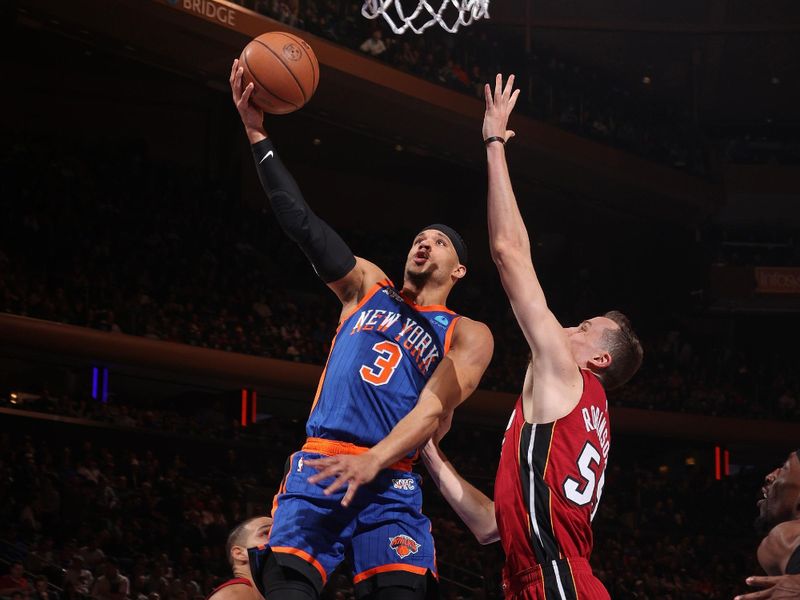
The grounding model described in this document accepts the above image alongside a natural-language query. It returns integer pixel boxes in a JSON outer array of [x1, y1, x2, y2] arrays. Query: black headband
[[419, 224, 468, 266]]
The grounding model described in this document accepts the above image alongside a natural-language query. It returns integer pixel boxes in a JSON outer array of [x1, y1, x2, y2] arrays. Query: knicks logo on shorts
[[392, 478, 416, 491], [389, 535, 421, 558]]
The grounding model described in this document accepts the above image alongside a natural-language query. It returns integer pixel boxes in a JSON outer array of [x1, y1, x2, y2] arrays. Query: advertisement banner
[[158, 0, 268, 36], [755, 267, 800, 295]]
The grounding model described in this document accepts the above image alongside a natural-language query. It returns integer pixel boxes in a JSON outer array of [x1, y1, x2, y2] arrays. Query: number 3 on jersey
[[360, 341, 403, 386], [563, 441, 606, 521]]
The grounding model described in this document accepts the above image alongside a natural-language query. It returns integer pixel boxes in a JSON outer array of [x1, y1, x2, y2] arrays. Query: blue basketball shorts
[[256, 448, 437, 593]]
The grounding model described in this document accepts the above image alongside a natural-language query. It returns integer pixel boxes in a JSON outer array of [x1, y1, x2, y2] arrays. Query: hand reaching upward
[[229, 58, 266, 144], [483, 73, 520, 144]]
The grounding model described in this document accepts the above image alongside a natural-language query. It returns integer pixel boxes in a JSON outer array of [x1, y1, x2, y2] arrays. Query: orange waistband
[[301, 437, 414, 473]]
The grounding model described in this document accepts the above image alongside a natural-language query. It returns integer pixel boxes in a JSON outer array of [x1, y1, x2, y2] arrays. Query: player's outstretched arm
[[229, 59, 384, 308], [420, 440, 499, 544], [305, 319, 493, 506], [484, 74, 582, 419]]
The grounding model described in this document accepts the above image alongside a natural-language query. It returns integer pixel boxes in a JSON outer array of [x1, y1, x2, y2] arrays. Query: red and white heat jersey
[[206, 578, 255, 600], [494, 369, 610, 599]]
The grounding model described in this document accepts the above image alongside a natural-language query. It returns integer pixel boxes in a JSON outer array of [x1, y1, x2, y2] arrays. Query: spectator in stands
[[0, 563, 31, 598], [62, 557, 93, 597], [91, 559, 130, 600], [31, 577, 58, 600], [359, 30, 387, 56]]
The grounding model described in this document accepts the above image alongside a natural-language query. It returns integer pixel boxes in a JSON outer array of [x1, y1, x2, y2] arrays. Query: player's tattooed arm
[[421, 440, 499, 544], [306, 318, 493, 507]]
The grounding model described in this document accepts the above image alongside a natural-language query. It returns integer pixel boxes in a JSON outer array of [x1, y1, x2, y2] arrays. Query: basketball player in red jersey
[[207, 517, 273, 600], [734, 451, 800, 600], [422, 74, 643, 600], [230, 61, 493, 600]]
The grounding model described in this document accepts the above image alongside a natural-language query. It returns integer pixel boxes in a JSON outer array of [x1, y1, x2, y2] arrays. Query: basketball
[[239, 32, 319, 115]]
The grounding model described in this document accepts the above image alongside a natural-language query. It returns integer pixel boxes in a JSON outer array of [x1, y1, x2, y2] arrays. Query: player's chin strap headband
[[419, 224, 468, 266]]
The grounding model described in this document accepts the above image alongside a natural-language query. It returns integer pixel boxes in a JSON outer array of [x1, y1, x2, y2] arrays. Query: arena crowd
[[1, 139, 796, 420]]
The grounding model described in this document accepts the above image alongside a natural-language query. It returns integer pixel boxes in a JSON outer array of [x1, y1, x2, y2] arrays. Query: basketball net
[[361, 0, 490, 34]]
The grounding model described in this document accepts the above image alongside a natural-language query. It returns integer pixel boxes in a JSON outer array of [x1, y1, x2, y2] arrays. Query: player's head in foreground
[[756, 451, 800, 536], [225, 517, 273, 570], [404, 224, 468, 296], [563, 311, 643, 390]]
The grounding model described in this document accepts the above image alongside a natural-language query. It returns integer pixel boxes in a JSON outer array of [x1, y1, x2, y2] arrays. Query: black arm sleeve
[[786, 545, 800, 574], [252, 138, 356, 283]]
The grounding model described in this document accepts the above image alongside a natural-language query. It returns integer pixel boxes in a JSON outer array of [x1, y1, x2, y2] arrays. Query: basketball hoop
[[361, 0, 490, 34]]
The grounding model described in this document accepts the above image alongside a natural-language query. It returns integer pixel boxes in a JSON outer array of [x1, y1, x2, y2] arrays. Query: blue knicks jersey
[[306, 279, 460, 449]]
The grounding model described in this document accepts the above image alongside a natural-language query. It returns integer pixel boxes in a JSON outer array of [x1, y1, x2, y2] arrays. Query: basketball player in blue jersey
[[229, 61, 493, 600]]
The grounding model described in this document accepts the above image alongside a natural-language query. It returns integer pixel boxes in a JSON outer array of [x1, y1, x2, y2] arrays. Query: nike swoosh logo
[[259, 151, 274, 163]]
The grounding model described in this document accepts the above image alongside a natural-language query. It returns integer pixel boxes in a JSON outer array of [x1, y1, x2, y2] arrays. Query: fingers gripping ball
[[239, 32, 319, 115]]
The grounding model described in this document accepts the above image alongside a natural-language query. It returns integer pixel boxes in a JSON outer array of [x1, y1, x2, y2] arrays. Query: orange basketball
[[239, 32, 319, 115]]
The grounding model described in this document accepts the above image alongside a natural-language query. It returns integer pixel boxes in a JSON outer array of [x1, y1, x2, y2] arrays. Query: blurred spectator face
[[372, 30, 382, 41], [34, 579, 47, 593], [105, 562, 119, 578], [10, 563, 24, 578], [756, 451, 800, 535]]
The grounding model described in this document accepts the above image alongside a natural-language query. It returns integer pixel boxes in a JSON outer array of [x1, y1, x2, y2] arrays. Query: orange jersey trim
[[541, 420, 556, 479], [309, 335, 338, 417], [353, 563, 430, 584], [302, 437, 413, 472], [538, 564, 547, 597], [270, 546, 327, 585], [405, 303, 455, 314], [268, 454, 294, 542], [567, 558, 581, 600], [443, 315, 461, 354], [399, 292, 456, 315], [313, 279, 391, 417]]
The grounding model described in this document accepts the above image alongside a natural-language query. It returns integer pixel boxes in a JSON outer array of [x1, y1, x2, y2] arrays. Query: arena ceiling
[[489, 0, 800, 129], [10, 0, 798, 227]]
